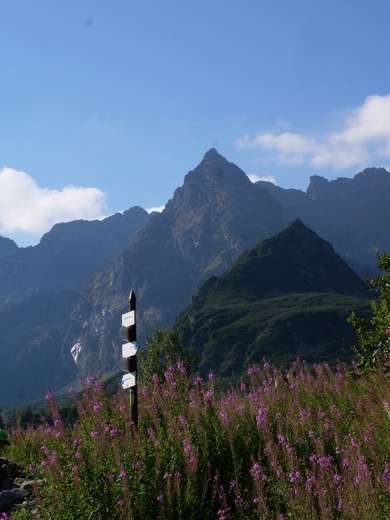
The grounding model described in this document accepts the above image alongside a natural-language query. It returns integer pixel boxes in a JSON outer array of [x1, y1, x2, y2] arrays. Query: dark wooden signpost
[[121, 290, 138, 427]]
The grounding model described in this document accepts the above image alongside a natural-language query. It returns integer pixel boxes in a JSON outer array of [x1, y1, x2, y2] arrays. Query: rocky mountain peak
[[203, 147, 223, 161], [163, 148, 283, 277], [217, 218, 371, 300], [306, 175, 330, 199], [356, 166, 389, 178], [182, 148, 250, 187], [0, 236, 19, 258], [269, 218, 332, 253], [306, 167, 390, 201]]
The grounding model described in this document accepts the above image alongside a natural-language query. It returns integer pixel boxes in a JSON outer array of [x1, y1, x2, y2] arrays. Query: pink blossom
[[289, 471, 301, 482], [45, 391, 54, 402], [256, 406, 268, 428], [177, 361, 187, 374]]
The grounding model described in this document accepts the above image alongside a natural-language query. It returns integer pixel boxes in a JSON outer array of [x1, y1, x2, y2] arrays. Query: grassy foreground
[[5, 361, 390, 519]]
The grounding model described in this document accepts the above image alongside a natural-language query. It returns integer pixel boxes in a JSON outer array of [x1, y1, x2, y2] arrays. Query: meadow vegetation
[[3, 253, 390, 519], [4, 361, 390, 519]]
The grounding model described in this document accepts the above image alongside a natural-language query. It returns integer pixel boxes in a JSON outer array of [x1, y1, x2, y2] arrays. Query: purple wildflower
[[256, 406, 268, 427], [183, 439, 191, 454], [45, 391, 54, 402], [177, 361, 187, 374], [289, 471, 301, 482], [219, 410, 229, 422], [250, 462, 266, 481], [179, 415, 188, 427]]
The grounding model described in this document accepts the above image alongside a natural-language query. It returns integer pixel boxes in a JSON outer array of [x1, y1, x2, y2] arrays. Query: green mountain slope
[[174, 220, 372, 376]]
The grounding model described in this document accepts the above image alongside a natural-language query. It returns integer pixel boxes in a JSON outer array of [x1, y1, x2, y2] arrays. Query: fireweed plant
[[5, 362, 390, 519]]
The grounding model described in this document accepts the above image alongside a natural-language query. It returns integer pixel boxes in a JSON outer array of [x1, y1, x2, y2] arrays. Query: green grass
[[176, 293, 372, 377]]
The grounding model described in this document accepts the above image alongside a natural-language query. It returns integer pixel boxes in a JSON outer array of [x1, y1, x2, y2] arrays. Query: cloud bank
[[236, 94, 390, 169], [146, 205, 165, 214], [0, 168, 107, 239], [247, 174, 276, 185]]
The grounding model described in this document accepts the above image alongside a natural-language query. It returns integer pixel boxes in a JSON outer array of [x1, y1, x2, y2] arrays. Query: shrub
[[138, 327, 196, 385], [349, 252, 390, 373]]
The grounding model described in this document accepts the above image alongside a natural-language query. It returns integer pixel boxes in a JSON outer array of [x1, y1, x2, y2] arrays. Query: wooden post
[[121, 290, 138, 427]]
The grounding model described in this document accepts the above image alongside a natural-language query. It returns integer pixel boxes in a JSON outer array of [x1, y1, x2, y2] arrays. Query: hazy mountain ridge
[[257, 166, 390, 276], [0, 206, 149, 308], [0, 290, 79, 402]]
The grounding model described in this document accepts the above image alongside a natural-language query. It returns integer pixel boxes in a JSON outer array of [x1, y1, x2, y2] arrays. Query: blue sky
[[1, 0, 390, 246]]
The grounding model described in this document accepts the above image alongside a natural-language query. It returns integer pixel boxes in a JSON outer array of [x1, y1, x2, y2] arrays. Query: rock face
[[0, 207, 149, 307], [0, 291, 79, 402], [257, 167, 390, 277], [0, 236, 18, 258], [0, 207, 149, 403], [65, 149, 285, 376], [174, 220, 371, 376]]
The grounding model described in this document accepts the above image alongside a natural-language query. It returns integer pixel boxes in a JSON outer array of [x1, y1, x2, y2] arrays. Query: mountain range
[[0, 149, 389, 403]]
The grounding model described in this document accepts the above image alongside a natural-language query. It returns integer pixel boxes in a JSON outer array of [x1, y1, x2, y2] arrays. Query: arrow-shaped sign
[[121, 372, 136, 389], [122, 341, 138, 358]]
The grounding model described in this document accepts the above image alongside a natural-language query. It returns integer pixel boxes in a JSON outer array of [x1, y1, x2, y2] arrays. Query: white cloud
[[235, 94, 390, 170], [146, 205, 165, 213], [247, 173, 277, 185], [0, 168, 107, 237]]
